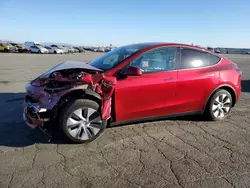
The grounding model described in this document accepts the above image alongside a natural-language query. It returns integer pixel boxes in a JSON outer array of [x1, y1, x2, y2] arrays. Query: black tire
[[4, 48, 8, 52], [38, 50, 41, 54], [54, 51, 57, 54], [59, 99, 106, 144], [205, 89, 232, 121]]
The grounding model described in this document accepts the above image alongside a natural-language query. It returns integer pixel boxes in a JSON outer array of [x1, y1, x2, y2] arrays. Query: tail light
[[235, 68, 242, 76], [230, 61, 242, 76]]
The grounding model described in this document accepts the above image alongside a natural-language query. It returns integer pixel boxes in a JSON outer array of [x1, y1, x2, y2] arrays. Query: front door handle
[[164, 77, 174, 81]]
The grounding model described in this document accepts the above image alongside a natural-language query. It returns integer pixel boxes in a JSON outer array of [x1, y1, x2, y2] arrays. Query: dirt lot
[[0, 52, 250, 188]]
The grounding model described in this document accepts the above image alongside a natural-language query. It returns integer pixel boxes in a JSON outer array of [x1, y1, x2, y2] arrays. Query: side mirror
[[124, 66, 142, 76]]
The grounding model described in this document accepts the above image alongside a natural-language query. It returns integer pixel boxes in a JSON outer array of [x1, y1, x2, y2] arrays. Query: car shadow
[[0, 93, 67, 148], [241, 80, 250, 92], [0, 79, 248, 147]]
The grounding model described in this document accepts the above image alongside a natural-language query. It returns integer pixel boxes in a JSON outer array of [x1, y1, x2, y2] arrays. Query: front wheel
[[205, 89, 232, 121], [59, 99, 106, 144]]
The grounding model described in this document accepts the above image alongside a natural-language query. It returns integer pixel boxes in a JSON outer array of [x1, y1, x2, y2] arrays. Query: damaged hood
[[40, 60, 103, 78]]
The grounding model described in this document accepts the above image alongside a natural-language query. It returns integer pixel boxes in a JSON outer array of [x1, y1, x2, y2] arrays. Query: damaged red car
[[23, 42, 242, 143]]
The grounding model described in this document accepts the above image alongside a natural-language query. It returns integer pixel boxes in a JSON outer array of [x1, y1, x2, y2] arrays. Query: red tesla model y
[[23, 43, 242, 143]]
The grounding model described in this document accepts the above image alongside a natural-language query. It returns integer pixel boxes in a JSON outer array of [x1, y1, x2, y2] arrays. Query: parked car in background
[[83, 46, 92, 51], [92, 48, 98, 52], [214, 48, 228, 54], [104, 47, 112, 52], [70, 46, 79, 53], [207, 47, 214, 52], [241, 49, 250, 55], [24, 41, 40, 49], [63, 46, 74, 53], [244, 50, 250, 55], [29, 45, 49, 53], [51, 45, 69, 53], [74, 46, 85, 53], [23, 42, 242, 143], [92, 47, 105, 52], [11, 43, 29, 53], [60, 46, 69, 54], [45, 46, 64, 54], [0, 42, 16, 52]]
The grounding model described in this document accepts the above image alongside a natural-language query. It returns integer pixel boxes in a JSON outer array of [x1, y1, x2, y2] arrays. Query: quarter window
[[180, 48, 221, 69], [129, 47, 177, 73]]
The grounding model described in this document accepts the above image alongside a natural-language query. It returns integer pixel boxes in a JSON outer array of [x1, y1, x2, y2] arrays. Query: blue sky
[[0, 0, 249, 47]]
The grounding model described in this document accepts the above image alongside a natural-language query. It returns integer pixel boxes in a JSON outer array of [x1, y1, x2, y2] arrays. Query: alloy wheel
[[66, 107, 102, 140], [212, 94, 231, 118]]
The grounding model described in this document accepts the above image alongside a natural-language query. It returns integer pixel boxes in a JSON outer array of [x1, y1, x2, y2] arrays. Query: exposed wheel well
[[205, 85, 237, 111], [57, 90, 102, 115]]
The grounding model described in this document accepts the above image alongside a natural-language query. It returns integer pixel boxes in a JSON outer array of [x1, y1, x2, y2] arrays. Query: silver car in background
[[45, 46, 64, 54], [51, 45, 69, 53], [29, 45, 49, 53]]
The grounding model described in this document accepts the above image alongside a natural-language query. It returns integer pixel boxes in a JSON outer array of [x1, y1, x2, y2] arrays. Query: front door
[[114, 47, 179, 122]]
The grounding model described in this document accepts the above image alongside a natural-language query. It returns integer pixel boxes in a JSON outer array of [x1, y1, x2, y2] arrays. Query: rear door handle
[[164, 77, 174, 81]]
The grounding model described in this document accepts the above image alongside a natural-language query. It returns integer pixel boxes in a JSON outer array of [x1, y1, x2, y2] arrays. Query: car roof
[[126, 42, 220, 56], [127, 42, 202, 49]]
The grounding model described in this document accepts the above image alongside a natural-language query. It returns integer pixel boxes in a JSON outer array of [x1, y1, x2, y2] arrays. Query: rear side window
[[180, 48, 221, 69]]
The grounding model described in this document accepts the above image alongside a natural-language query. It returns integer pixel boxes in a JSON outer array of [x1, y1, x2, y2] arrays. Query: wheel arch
[[61, 89, 101, 102], [203, 84, 237, 112], [56, 89, 102, 115]]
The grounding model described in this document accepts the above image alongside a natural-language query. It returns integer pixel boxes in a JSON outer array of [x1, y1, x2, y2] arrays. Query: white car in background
[[45, 46, 64, 54], [24, 41, 40, 49], [51, 45, 69, 53], [29, 45, 49, 54]]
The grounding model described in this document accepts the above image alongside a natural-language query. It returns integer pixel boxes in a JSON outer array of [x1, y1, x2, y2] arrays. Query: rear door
[[175, 47, 221, 112], [114, 46, 179, 122]]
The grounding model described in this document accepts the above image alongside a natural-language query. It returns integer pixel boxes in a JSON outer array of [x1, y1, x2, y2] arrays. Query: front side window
[[180, 48, 221, 69], [89, 43, 156, 71], [129, 47, 177, 73]]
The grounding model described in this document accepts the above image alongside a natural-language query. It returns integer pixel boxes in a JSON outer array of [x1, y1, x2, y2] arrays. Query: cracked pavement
[[0, 53, 250, 188]]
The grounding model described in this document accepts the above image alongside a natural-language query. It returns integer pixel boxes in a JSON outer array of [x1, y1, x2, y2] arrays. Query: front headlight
[[31, 77, 49, 86]]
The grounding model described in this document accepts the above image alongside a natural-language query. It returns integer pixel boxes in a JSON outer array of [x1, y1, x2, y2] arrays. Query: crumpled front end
[[23, 60, 117, 129], [23, 83, 89, 128]]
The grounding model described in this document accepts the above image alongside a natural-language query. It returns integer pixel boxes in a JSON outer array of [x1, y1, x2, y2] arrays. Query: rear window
[[180, 48, 221, 69]]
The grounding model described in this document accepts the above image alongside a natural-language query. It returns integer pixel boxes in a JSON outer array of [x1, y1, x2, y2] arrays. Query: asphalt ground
[[0, 52, 250, 188]]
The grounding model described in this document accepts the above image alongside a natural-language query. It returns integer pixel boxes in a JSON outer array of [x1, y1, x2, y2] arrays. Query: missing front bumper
[[23, 112, 53, 142], [23, 97, 51, 128], [23, 112, 44, 128]]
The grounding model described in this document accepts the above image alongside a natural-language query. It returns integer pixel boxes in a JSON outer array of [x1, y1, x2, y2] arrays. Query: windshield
[[89, 44, 152, 71], [3, 43, 13, 46]]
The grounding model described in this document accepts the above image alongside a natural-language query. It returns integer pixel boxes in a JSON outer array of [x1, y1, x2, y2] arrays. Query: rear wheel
[[4, 48, 8, 52], [38, 50, 41, 54], [205, 89, 232, 121], [59, 99, 106, 144]]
